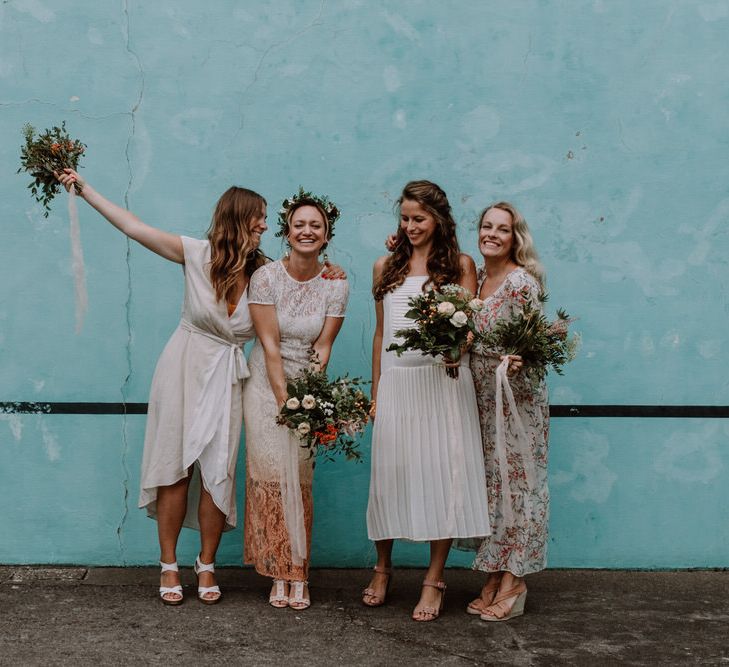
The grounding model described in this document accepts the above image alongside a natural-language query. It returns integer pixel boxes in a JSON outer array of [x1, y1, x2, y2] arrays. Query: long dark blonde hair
[[479, 201, 545, 286], [373, 180, 462, 300], [206, 186, 267, 302]]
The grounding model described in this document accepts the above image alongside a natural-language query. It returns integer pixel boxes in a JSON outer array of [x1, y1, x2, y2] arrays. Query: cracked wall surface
[[1, 0, 728, 566]]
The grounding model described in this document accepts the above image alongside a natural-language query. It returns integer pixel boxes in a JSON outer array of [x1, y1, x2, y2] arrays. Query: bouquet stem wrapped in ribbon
[[18, 122, 88, 333], [276, 360, 371, 462], [478, 290, 579, 527], [386, 283, 485, 379]]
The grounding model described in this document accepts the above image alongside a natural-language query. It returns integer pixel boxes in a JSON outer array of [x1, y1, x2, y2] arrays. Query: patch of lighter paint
[[165, 7, 191, 38], [11, 0, 54, 22], [593, 0, 607, 13], [69, 96, 80, 102], [30, 379, 45, 392], [0, 414, 23, 441], [169, 108, 223, 147], [597, 241, 685, 297], [474, 152, 556, 196], [0, 61, 13, 77], [698, 3, 729, 21], [461, 105, 500, 141], [640, 333, 655, 356], [40, 421, 60, 462], [609, 186, 642, 238], [654, 424, 724, 483], [686, 198, 729, 265], [551, 385, 582, 403], [383, 11, 420, 41], [87, 26, 103, 45], [129, 117, 151, 195], [551, 429, 617, 503], [383, 65, 401, 92], [659, 330, 681, 349], [697, 339, 721, 359], [280, 61, 308, 77], [393, 109, 407, 129]]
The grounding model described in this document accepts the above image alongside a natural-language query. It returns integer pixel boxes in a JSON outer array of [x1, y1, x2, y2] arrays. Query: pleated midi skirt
[[366, 362, 491, 542]]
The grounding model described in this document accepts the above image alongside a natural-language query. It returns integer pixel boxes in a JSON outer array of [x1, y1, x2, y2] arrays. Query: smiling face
[[248, 204, 268, 249], [287, 204, 328, 256], [479, 206, 514, 261], [400, 198, 437, 249]]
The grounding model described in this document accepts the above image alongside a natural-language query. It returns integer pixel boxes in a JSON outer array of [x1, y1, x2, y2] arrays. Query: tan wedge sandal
[[480, 582, 527, 622], [466, 573, 502, 615]]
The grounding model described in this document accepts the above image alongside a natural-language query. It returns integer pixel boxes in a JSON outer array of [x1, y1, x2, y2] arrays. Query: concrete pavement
[[1, 567, 727, 665]]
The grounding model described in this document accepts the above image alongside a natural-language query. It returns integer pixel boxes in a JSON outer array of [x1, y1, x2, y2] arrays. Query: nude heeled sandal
[[362, 565, 392, 607], [159, 561, 183, 606], [288, 580, 310, 610], [480, 582, 527, 622], [412, 580, 446, 622], [466, 574, 502, 615], [194, 555, 221, 605], [269, 579, 289, 608]]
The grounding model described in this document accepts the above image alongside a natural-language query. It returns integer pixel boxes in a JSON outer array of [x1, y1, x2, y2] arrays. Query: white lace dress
[[242, 260, 349, 581], [366, 277, 491, 541], [139, 236, 255, 531]]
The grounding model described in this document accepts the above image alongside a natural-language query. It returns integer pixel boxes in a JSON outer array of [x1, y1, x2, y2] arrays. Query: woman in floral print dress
[[463, 201, 549, 622]]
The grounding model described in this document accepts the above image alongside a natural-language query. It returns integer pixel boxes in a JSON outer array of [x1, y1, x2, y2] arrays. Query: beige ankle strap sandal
[[194, 555, 221, 605], [159, 560, 183, 606]]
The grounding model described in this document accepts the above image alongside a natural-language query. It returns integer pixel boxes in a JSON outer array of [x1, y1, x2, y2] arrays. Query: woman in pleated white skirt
[[364, 181, 490, 621]]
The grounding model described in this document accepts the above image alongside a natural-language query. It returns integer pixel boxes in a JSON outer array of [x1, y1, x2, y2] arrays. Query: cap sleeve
[[248, 263, 276, 305], [325, 277, 349, 318]]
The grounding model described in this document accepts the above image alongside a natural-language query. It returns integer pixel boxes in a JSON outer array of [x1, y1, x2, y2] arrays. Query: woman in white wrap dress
[[56, 169, 267, 605], [244, 194, 348, 611], [364, 181, 490, 622]]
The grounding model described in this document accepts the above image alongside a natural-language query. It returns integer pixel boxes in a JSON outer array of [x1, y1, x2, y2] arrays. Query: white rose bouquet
[[386, 283, 484, 379], [276, 361, 371, 462]]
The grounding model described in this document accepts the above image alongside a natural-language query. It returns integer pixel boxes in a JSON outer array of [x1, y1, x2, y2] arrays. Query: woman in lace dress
[[364, 181, 490, 622], [464, 202, 549, 622], [56, 169, 266, 605], [243, 192, 349, 611]]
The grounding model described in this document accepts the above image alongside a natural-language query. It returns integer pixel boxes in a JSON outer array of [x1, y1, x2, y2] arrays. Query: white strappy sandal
[[159, 561, 183, 605], [269, 579, 289, 608], [194, 555, 222, 605], [288, 580, 310, 610]]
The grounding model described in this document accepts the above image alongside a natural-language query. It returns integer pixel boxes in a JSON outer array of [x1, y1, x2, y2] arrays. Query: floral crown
[[276, 187, 341, 239]]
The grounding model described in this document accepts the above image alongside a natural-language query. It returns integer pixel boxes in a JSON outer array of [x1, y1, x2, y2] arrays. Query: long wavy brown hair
[[206, 186, 267, 303], [373, 180, 462, 300]]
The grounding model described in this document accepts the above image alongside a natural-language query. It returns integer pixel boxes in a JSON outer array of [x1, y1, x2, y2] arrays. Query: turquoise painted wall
[[1, 1, 727, 567]]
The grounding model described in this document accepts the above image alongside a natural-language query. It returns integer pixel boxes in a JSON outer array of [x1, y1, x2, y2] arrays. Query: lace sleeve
[[325, 277, 349, 318], [248, 263, 276, 305]]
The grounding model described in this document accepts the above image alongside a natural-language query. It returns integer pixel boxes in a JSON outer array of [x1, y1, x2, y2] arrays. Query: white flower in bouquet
[[286, 397, 300, 410], [297, 422, 311, 435], [468, 298, 485, 311], [437, 301, 456, 316], [301, 395, 316, 410], [450, 311, 468, 327]]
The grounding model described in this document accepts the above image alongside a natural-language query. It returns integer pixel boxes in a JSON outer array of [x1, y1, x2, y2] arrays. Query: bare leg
[[197, 486, 225, 599], [362, 539, 394, 605], [156, 474, 192, 599], [413, 538, 451, 621]]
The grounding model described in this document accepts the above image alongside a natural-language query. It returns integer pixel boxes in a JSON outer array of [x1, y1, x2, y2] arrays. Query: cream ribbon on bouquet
[[67, 187, 88, 333], [281, 429, 307, 566], [494, 356, 538, 527]]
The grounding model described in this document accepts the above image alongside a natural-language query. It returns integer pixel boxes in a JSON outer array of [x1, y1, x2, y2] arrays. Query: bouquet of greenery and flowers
[[277, 363, 371, 462], [478, 290, 580, 384], [386, 283, 484, 378], [18, 122, 86, 216]]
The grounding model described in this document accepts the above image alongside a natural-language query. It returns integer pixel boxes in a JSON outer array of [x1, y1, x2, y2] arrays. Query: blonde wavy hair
[[206, 186, 267, 303], [373, 180, 462, 301], [479, 201, 545, 286]]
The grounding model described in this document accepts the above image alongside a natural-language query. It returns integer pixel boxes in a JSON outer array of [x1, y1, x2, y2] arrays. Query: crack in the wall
[[235, 0, 326, 134], [116, 0, 146, 564]]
